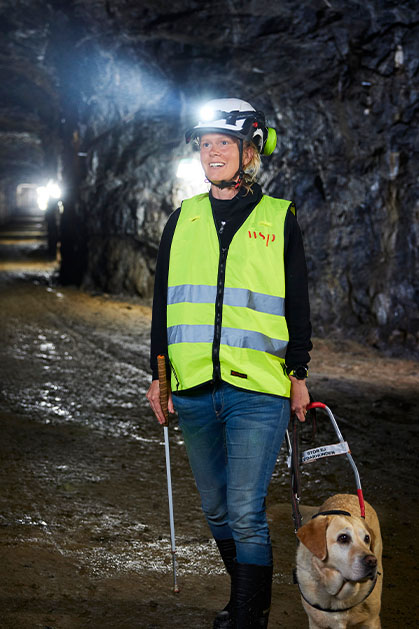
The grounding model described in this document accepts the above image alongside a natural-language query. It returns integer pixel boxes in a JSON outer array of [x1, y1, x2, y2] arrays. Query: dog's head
[[297, 512, 378, 584]]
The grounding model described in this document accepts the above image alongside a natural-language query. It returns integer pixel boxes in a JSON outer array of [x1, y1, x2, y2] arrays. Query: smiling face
[[199, 133, 241, 183]]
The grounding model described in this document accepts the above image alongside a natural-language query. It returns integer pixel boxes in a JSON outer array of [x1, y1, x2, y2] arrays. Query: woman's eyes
[[201, 140, 231, 149]]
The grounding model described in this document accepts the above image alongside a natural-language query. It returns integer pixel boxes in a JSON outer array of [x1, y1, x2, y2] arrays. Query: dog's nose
[[362, 554, 377, 569]]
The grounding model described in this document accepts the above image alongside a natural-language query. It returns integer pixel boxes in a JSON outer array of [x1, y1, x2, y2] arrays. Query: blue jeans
[[173, 382, 290, 566]]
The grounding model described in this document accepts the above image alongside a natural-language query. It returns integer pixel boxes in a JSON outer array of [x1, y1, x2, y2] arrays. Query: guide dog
[[295, 494, 383, 628]]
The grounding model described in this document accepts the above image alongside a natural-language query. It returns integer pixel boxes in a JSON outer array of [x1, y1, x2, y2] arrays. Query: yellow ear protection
[[263, 127, 277, 156], [241, 111, 277, 155]]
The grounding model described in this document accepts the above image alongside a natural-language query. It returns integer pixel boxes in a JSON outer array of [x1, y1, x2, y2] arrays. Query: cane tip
[[173, 585, 180, 593]]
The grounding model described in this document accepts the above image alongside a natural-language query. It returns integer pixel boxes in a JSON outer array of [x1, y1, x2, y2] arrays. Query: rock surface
[[1, 0, 418, 353]]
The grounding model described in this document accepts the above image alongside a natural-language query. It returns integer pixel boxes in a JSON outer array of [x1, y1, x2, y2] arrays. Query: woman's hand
[[146, 379, 174, 425], [289, 377, 310, 423]]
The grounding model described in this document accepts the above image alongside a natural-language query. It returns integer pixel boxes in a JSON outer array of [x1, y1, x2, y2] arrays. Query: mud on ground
[[0, 249, 418, 627]]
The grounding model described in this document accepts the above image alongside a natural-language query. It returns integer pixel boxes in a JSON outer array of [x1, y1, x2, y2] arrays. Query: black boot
[[232, 562, 273, 628], [213, 538, 236, 629]]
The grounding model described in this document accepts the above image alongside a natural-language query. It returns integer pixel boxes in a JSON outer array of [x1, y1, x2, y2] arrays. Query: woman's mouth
[[210, 162, 225, 168]]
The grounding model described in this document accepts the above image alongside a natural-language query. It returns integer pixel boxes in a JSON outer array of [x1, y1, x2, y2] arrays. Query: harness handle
[[288, 401, 365, 528], [288, 395, 317, 531]]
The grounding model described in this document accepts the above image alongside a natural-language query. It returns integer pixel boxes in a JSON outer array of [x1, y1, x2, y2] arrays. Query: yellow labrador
[[295, 494, 383, 628]]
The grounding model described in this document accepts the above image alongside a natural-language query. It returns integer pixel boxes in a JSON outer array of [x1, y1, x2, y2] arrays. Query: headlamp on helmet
[[199, 105, 218, 122]]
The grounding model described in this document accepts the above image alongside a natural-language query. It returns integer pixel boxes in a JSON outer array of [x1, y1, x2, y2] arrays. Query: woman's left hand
[[289, 377, 310, 422]]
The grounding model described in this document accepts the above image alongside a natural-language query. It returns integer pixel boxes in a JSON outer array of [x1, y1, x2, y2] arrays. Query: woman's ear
[[242, 143, 255, 169]]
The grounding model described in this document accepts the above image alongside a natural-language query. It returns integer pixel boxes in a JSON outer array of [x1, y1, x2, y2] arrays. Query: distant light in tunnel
[[36, 186, 49, 211], [36, 180, 62, 211], [47, 180, 62, 199], [173, 157, 209, 207], [176, 158, 205, 182]]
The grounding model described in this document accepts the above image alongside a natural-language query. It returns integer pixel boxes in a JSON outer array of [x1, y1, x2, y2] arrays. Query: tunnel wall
[[2, 0, 419, 354]]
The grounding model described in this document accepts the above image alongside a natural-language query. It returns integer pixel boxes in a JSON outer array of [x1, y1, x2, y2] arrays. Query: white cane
[[157, 355, 180, 593]]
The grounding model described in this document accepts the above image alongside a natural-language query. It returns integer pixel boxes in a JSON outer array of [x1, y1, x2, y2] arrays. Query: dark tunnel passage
[[0, 1, 418, 627]]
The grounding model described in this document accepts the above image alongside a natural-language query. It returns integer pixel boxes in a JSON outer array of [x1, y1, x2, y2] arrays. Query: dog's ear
[[297, 516, 329, 561]]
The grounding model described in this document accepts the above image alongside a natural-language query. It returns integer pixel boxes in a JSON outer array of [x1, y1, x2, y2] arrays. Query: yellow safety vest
[[167, 193, 293, 397]]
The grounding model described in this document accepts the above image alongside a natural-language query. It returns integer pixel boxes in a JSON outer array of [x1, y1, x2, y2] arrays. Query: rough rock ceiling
[[1, 0, 418, 353]]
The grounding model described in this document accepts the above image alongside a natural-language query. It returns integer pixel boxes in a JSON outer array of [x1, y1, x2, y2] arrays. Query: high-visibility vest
[[167, 193, 294, 397]]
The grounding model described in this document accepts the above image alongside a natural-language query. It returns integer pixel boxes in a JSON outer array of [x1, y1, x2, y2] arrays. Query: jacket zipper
[[212, 220, 228, 381]]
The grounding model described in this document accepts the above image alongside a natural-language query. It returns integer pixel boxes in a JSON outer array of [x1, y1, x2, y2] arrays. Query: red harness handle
[[307, 401, 326, 410]]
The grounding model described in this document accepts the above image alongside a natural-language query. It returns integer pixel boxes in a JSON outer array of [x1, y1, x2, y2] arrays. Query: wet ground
[[0, 215, 418, 628]]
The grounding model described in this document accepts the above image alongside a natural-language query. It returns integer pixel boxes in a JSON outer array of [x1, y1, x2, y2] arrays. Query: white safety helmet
[[185, 98, 277, 156]]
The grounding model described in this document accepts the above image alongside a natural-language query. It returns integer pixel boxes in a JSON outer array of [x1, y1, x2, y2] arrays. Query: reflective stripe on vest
[[168, 284, 285, 316], [168, 323, 288, 357], [167, 193, 293, 397]]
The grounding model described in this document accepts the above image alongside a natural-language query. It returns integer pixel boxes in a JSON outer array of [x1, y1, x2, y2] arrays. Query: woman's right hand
[[289, 376, 310, 423], [146, 379, 174, 425]]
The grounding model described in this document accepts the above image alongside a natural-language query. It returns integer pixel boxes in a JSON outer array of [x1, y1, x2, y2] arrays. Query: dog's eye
[[364, 534, 370, 544], [337, 534, 351, 544]]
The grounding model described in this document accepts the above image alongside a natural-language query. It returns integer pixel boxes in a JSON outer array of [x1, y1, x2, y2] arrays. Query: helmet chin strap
[[207, 139, 244, 190]]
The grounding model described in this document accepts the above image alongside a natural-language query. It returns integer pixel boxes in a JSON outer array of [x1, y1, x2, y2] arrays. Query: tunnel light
[[36, 186, 49, 211], [47, 180, 62, 199], [176, 158, 205, 182], [173, 157, 209, 208], [36, 181, 62, 211]]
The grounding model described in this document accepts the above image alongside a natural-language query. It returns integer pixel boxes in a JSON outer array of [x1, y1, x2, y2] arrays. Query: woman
[[147, 98, 312, 628]]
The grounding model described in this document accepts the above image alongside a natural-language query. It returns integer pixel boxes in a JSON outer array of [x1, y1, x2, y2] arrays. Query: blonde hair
[[241, 141, 261, 194]]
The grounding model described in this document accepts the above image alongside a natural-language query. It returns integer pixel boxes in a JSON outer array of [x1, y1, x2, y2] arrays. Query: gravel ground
[[0, 231, 418, 628]]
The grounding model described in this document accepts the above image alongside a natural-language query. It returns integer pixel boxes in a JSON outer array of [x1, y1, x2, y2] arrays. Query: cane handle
[[157, 355, 169, 427]]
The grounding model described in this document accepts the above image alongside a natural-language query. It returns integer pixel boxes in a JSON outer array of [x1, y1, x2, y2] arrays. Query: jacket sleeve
[[150, 209, 180, 380], [284, 209, 313, 370]]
